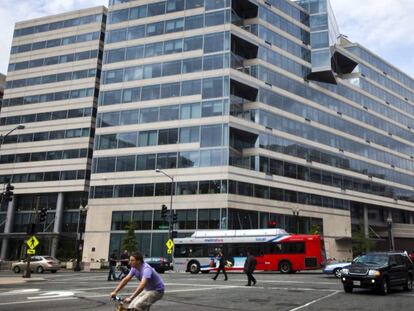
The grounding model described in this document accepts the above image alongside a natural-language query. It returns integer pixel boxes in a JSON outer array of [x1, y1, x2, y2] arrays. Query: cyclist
[[110, 252, 165, 311]]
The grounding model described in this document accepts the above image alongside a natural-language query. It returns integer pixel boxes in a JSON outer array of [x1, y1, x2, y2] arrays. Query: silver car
[[12, 256, 60, 274]]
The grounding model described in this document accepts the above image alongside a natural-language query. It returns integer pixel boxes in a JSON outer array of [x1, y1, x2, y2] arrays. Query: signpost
[[166, 239, 174, 254]]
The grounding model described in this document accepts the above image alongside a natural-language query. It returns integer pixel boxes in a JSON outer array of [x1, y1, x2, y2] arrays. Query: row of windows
[[256, 105, 414, 172], [256, 155, 414, 203], [360, 65, 414, 103], [97, 99, 228, 128], [98, 76, 229, 106], [13, 14, 103, 37], [260, 80, 414, 148], [107, 9, 230, 44], [2, 128, 90, 145], [255, 24, 310, 61], [258, 46, 310, 78], [5, 68, 98, 89], [2, 88, 95, 108], [0, 148, 88, 165], [90, 179, 349, 210], [95, 124, 227, 150], [93, 148, 227, 173], [11, 31, 102, 54], [104, 31, 229, 64], [259, 6, 310, 44], [1, 107, 92, 126], [103, 52, 229, 84], [265, 0, 309, 25], [7, 49, 100, 72], [0, 170, 90, 184], [258, 87, 414, 158], [108, 0, 218, 25], [258, 132, 414, 190], [346, 46, 414, 91], [12, 192, 88, 212], [359, 79, 414, 117]]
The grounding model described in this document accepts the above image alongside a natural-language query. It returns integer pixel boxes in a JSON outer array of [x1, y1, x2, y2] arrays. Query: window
[[161, 83, 180, 98], [205, 0, 227, 11], [136, 154, 156, 171], [126, 45, 144, 60], [148, 2, 165, 16], [145, 42, 163, 57], [204, 33, 225, 53], [134, 184, 154, 197], [156, 153, 177, 169], [199, 180, 222, 194], [180, 103, 201, 119], [181, 79, 201, 96], [138, 131, 157, 147], [96, 157, 116, 173], [127, 25, 145, 40], [146, 22, 164, 37], [118, 132, 138, 148], [116, 156, 135, 171], [164, 39, 183, 54], [203, 54, 224, 70], [182, 57, 202, 73], [179, 127, 199, 143], [120, 109, 139, 125], [114, 184, 134, 197], [130, 6, 147, 19], [141, 85, 160, 100], [185, 15, 203, 30], [140, 108, 158, 123], [98, 134, 117, 150], [165, 18, 184, 33], [178, 151, 199, 168], [176, 181, 197, 195], [122, 88, 141, 103], [162, 60, 181, 76], [202, 77, 223, 99], [184, 36, 203, 51], [158, 128, 178, 145], [205, 11, 225, 27], [167, 0, 184, 12], [200, 149, 223, 166], [185, 0, 203, 9], [159, 105, 179, 121], [202, 100, 223, 117], [201, 125, 222, 147]]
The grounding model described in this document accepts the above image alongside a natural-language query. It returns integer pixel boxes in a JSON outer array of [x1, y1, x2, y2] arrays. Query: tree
[[122, 222, 138, 253], [309, 224, 321, 235], [352, 224, 375, 256]]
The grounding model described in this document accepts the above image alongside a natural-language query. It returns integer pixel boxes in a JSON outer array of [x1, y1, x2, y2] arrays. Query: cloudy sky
[[0, 0, 413, 78]]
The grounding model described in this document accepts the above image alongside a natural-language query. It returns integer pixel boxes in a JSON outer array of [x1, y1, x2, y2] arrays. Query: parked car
[[145, 257, 171, 273], [323, 261, 352, 278], [12, 256, 60, 274], [341, 252, 413, 295]]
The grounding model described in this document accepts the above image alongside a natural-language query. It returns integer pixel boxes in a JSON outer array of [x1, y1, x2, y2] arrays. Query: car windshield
[[43, 256, 56, 261], [354, 254, 388, 265]]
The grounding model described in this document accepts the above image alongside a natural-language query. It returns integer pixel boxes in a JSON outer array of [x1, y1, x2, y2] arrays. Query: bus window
[[174, 244, 187, 257], [188, 244, 204, 257], [283, 242, 305, 254], [207, 244, 223, 257]]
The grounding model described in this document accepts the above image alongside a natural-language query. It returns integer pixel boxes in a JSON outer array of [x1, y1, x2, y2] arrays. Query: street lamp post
[[155, 169, 174, 241], [386, 216, 394, 251], [0, 124, 25, 148], [74, 204, 88, 271]]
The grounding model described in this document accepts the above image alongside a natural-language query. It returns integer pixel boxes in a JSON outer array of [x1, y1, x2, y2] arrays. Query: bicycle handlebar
[[112, 296, 124, 302]]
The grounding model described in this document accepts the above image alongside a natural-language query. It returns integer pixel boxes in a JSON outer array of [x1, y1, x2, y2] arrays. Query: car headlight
[[368, 269, 381, 277], [341, 268, 349, 275]]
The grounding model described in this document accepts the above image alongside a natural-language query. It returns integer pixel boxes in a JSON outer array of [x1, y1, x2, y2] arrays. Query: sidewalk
[[0, 276, 46, 285]]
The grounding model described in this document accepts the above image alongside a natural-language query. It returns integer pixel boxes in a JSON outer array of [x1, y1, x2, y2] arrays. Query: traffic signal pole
[[23, 197, 40, 278]]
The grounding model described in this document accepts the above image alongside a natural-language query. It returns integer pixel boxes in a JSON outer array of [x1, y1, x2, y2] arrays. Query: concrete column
[[51, 193, 64, 258], [363, 205, 369, 238], [0, 197, 16, 260], [409, 212, 414, 225]]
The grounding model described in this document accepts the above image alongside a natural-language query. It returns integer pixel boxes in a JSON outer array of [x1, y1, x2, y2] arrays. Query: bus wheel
[[279, 261, 292, 274], [188, 261, 200, 274]]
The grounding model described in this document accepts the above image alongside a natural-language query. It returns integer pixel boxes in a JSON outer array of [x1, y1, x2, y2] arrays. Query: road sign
[[27, 249, 35, 255], [26, 236, 39, 249], [166, 239, 174, 251], [167, 249, 172, 254]]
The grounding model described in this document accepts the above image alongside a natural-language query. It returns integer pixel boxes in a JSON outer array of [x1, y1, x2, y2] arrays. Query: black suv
[[341, 252, 413, 295]]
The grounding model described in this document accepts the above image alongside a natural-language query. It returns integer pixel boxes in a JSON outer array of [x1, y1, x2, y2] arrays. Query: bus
[[173, 229, 326, 274]]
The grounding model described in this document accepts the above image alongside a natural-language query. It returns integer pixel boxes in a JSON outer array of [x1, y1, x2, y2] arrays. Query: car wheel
[[343, 285, 353, 293], [403, 276, 413, 291], [188, 261, 200, 274], [334, 268, 342, 278], [279, 261, 292, 274], [36, 266, 44, 274], [378, 278, 389, 295], [13, 266, 21, 274], [51, 270, 57, 274]]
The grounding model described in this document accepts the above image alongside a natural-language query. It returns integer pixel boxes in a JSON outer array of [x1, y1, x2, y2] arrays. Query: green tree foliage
[[310, 224, 321, 235], [122, 222, 138, 253], [352, 224, 375, 256]]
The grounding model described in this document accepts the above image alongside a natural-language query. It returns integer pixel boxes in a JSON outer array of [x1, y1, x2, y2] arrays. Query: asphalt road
[[0, 270, 412, 310]]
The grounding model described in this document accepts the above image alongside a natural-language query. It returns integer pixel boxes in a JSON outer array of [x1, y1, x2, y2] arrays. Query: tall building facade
[[84, 0, 414, 262], [0, 7, 107, 259], [1, 0, 413, 262]]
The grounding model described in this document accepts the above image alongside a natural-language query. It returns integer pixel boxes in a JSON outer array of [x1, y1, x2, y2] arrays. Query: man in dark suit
[[212, 251, 228, 281], [244, 250, 257, 286]]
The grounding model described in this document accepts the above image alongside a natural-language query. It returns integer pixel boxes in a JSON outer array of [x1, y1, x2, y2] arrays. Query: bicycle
[[112, 296, 151, 311]]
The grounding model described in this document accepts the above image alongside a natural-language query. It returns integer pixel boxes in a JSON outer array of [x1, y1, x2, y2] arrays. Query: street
[[0, 271, 412, 310]]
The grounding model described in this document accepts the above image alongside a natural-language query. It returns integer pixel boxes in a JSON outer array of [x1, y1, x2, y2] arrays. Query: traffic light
[[3, 182, 14, 202], [161, 204, 168, 219], [39, 207, 47, 223], [172, 211, 178, 224]]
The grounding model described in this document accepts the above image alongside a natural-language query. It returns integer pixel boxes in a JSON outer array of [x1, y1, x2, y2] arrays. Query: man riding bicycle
[[110, 252, 165, 311]]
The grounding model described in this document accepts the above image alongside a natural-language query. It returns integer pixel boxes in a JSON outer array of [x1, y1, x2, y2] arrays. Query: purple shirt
[[129, 262, 165, 293]]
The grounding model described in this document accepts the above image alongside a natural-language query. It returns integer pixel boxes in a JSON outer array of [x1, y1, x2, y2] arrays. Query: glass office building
[[0, 7, 107, 259], [1, 0, 413, 262]]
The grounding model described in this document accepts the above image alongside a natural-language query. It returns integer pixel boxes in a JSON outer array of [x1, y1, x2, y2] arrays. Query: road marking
[[0, 289, 40, 296], [288, 290, 340, 311], [28, 291, 75, 300], [180, 278, 338, 285]]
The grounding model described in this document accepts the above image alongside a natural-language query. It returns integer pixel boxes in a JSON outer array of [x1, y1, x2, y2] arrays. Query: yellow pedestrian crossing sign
[[26, 236, 39, 249], [166, 239, 174, 252], [27, 249, 36, 255]]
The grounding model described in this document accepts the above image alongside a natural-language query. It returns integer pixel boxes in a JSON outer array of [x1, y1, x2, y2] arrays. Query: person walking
[[118, 250, 130, 280], [212, 251, 228, 281], [108, 250, 118, 281], [110, 252, 165, 311], [244, 250, 257, 286]]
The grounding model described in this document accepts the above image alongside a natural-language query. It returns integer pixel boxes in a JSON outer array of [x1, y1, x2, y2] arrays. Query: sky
[[0, 0, 413, 79]]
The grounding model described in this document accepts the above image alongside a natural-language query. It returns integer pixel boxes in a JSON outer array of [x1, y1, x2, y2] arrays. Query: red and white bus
[[173, 229, 326, 274]]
